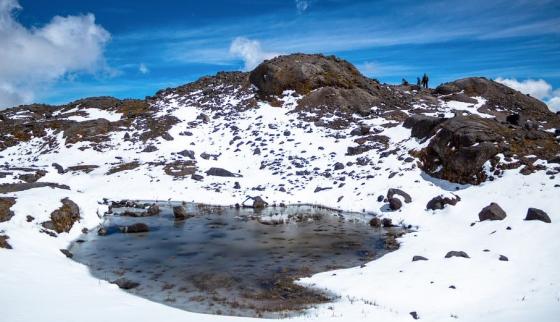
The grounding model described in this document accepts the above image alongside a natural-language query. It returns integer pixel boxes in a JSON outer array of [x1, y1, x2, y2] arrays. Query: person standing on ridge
[[421, 73, 430, 89]]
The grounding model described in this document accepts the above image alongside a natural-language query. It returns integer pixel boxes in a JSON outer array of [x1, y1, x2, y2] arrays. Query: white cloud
[[139, 63, 149, 74], [495, 77, 560, 112], [295, 0, 309, 14], [0, 0, 110, 108], [228, 37, 279, 71]]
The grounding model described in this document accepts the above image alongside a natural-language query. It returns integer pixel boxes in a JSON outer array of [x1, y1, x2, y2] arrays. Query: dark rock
[[120, 223, 149, 233], [41, 198, 80, 233], [206, 167, 240, 177], [60, 249, 73, 258], [445, 251, 470, 259], [0, 235, 12, 249], [233, 181, 241, 189], [191, 174, 204, 181], [369, 217, 381, 227], [426, 194, 461, 210], [333, 162, 345, 170], [506, 113, 524, 126], [499, 255, 509, 261], [142, 145, 158, 153], [0, 197, 16, 222], [403, 114, 445, 139], [97, 227, 108, 236], [377, 195, 384, 202], [314, 186, 332, 193], [253, 196, 268, 209], [525, 208, 551, 223], [412, 255, 428, 262], [112, 278, 140, 290], [52, 163, 65, 174], [350, 126, 370, 136], [387, 188, 412, 203], [410, 311, 419, 320], [388, 197, 402, 210], [478, 203, 507, 221], [163, 160, 197, 177], [177, 149, 195, 159], [0, 182, 70, 193], [382, 218, 392, 227]]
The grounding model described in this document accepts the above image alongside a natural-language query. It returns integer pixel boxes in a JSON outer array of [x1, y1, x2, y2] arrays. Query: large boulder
[[403, 115, 446, 139], [41, 198, 80, 233], [478, 203, 507, 221]]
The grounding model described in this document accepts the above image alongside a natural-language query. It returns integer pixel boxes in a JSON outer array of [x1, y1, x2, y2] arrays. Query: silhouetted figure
[[421, 73, 430, 89], [416, 77, 421, 87], [402, 78, 409, 86]]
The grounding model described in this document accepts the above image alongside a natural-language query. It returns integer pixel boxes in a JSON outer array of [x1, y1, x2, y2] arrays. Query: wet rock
[[112, 278, 140, 290], [41, 198, 80, 233], [205, 167, 240, 177], [412, 255, 428, 262], [445, 251, 470, 259], [369, 217, 381, 228], [499, 255, 509, 261], [97, 227, 108, 236], [60, 249, 73, 258], [387, 188, 412, 203], [382, 218, 392, 227], [253, 196, 268, 209], [120, 223, 149, 233], [0, 235, 12, 249], [478, 203, 507, 221], [524, 208, 551, 223], [173, 206, 191, 220], [0, 197, 16, 223], [403, 114, 445, 139], [426, 194, 461, 210], [146, 204, 160, 216], [388, 198, 402, 211]]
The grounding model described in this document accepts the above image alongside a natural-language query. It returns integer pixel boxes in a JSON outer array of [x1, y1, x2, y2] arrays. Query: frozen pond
[[69, 201, 398, 317]]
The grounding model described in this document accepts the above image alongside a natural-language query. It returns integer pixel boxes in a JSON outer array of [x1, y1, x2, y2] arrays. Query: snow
[[1, 90, 559, 322], [62, 107, 123, 122]]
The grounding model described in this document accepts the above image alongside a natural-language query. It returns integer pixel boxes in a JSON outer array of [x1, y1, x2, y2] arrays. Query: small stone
[[412, 255, 428, 262], [112, 278, 140, 290], [389, 197, 402, 210], [60, 249, 73, 258], [410, 311, 419, 320], [499, 255, 509, 261], [445, 251, 470, 259]]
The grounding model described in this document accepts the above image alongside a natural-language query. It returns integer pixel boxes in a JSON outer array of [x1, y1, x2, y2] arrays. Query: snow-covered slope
[[0, 54, 559, 322]]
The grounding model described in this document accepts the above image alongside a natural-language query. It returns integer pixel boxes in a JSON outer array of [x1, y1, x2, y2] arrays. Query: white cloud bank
[[229, 37, 279, 71], [495, 77, 560, 112], [0, 0, 110, 109]]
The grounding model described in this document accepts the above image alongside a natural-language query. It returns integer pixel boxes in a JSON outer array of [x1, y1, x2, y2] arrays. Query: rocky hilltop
[[1, 53, 559, 185]]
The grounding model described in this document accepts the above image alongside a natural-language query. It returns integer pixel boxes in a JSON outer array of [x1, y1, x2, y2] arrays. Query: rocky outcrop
[[41, 198, 80, 233], [403, 114, 445, 140], [0, 235, 12, 249]]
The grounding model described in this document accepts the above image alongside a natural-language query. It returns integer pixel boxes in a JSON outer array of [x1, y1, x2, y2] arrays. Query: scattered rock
[[253, 196, 268, 209], [112, 278, 140, 290], [387, 188, 412, 203], [97, 227, 108, 236], [60, 249, 73, 258], [382, 218, 392, 227], [333, 162, 345, 170], [445, 251, 470, 259], [412, 256, 428, 262], [0, 197, 16, 222], [120, 223, 149, 233], [191, 174, 204, 181], [146, 204, 160, 216], [410, 311, 420, 320], [524, 208, 551, 223], [478, 203, 507, 221], [177, 149, 195, 159], [52, 163, 65, 174], [426, 194, 461, 210], [388, 197, 402, 210], [350, 125, 370, 136], [206, 167, 240, 177], [369, 217, 381, 228], [41, 198, 80, 233], [499, 255, 509, 261], [403, 114, 445, 139], [0, 235, 12, 249]]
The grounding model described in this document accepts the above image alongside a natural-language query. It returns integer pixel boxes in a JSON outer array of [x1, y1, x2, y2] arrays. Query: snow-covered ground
[[1, 90, 559, 322]]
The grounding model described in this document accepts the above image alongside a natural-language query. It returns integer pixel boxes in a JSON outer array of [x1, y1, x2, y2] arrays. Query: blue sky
[[2, 0, 559, 108]]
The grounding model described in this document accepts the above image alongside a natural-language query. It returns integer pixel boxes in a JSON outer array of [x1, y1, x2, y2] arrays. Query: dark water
[[69, 202, 393, 317]]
